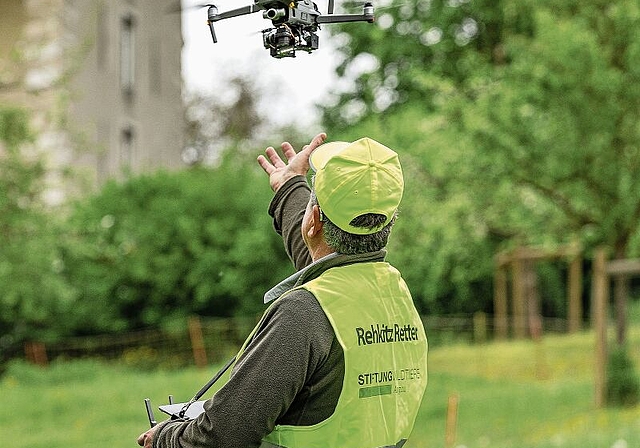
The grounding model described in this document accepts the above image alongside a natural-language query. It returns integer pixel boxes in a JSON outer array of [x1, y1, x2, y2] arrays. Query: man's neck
[[309, 244, 335, 263]]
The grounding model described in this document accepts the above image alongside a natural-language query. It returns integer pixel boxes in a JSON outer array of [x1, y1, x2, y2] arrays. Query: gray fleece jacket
[[153, 176, 386, 447]]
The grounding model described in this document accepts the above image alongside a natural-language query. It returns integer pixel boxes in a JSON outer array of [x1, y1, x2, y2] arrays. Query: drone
[[204, 0, 375, 58]]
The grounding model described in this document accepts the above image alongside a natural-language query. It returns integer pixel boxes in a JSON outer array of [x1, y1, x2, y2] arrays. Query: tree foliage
[[1, 74, 311, 348], [324, 104, 496, 313], [464, 1, 640, 258], [7, 0, 640, 347], [0, 107, 73, 350], [322, 0, 640, 313], [324, 0, 533, 128], [183, 76, 267, 165], [607, 346, 640, 407], [59, 148, 293, 334]]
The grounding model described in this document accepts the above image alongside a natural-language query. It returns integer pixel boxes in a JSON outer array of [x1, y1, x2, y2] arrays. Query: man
[[138, 133, 428, 448]]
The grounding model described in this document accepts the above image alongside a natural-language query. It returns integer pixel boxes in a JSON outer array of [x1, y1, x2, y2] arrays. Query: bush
[[59, 148, 294, 335], [607, 347, 640, 407], [0, 106, 75, 359]]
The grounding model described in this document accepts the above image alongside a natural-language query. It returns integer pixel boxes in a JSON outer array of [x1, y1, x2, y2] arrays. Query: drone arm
[[316, 13, 374, 24], [209, 4, 260, 22], [317, 2, 374, 24], [208, 4, 260, 44]]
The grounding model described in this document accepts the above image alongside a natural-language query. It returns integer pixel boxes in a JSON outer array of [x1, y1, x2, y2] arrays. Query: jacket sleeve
[[152, 291, 335, 448], [268, 175, 313, 271]]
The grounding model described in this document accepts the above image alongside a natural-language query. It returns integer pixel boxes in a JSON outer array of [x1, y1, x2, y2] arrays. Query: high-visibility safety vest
[[260, 262, 428, 448]]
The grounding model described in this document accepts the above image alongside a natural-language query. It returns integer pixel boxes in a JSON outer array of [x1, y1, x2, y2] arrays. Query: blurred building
[[0, 0, 185, 204]]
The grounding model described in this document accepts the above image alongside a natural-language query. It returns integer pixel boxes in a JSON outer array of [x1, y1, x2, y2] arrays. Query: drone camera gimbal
[[206, 0, 375, 58]]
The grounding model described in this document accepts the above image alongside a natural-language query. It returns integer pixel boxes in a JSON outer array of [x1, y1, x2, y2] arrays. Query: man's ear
[[307, 204, 324, 238]]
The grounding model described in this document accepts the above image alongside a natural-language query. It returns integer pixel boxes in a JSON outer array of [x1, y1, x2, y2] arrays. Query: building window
[[120, 126, 135, 168], [120, 14, 136, 97]]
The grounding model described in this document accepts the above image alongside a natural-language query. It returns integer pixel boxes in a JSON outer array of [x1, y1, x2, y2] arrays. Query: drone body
[[206, 0, 374, 58]]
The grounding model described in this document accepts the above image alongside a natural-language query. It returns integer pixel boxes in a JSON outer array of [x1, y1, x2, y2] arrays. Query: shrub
[[60, 148, 294, 334], [607, 347, 640, 407]]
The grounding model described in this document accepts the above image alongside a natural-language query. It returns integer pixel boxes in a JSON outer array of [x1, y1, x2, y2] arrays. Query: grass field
[[2, 329, 640, 448]]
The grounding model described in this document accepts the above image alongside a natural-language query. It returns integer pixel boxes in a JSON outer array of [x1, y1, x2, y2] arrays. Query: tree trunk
[[525, 260, 542, 340], [614, 244, 629, 346], [613, 275, 628, 345]]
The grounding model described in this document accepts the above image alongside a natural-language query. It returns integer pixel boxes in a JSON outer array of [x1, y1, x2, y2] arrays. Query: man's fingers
[[311, 132, 327, 148], [301, 133, 327, 155], [256, 155, 274, 174], [257, 133, 328, 179], [266, 147, 286, 168], [281, 142, 297, 161], [139, 430, 154, 448], [257, 146, 287, 175]]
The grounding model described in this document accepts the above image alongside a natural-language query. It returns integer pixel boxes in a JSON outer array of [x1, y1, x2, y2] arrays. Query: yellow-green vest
[[260, 262, 428, 448]]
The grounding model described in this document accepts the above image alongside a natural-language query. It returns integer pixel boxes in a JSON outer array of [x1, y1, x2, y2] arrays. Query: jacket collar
[[263, 250, 387, 303]]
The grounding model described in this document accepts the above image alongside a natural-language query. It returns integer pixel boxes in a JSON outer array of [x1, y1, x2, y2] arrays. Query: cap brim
[[309, 141, 350, 172]]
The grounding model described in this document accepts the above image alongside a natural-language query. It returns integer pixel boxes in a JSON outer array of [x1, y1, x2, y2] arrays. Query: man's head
[[305, 137, 404, 255]]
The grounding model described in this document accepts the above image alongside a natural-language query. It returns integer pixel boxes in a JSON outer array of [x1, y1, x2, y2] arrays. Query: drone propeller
[[343, 0, 413, 13], [328, 0, 335, 14], [165, 2, 218, 14]]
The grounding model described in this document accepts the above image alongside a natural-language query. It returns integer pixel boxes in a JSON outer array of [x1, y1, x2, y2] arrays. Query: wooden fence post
[[568, 254, 583, 333], [613, 275, 629, 346], [189, 316, 208, 368], [512, 251, 526, 339], [24, 341, 48, 367], [445, 393, 460, 448], [494, 264, 508, 339], [524, 260, 542, 340], [593, 247, 608, 408], [473, 312, 487, 344]]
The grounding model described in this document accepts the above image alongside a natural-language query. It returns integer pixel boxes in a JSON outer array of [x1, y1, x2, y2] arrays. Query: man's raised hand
[[257, 132, 327, 192]]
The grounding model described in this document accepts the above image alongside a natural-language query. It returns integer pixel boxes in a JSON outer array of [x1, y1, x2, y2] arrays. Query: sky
[[180, 1, 342, 129]]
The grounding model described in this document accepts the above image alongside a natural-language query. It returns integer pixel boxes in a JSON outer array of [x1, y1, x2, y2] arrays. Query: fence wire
[[8, 313, 585, 370]]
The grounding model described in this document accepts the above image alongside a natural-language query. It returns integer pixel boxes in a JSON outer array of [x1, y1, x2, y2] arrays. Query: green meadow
[[2, 329, 639, 448]]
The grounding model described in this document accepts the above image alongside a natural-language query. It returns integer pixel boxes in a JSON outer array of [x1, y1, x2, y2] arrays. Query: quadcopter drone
[[204, 0, 375, 58]]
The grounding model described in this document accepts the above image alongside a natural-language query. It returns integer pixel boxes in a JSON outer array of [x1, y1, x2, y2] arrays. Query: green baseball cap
[[309, 137, 404, 235]]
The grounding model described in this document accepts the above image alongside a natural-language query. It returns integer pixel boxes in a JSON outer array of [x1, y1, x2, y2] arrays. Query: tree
[[60, 147, 294, 334], [322, 103, 497, 314], [463, 1, 640, 256], [462, 0, 640, 340], [322, 0, 640, 317], [323, 0, 533, 129], [0, 106, 73, 354], [183, 76, 266, 165]]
